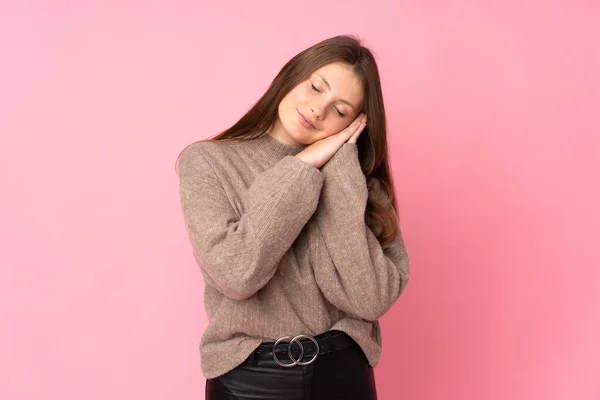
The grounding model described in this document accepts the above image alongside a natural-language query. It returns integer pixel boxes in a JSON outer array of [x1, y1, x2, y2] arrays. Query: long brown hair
[[175, 34, 401, 246]]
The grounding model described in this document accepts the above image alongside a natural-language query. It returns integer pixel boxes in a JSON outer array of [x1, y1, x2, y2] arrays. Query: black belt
[[253, 330, 357, 367]]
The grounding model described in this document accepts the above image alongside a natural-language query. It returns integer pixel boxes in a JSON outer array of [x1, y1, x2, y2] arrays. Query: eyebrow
[[314, 73, 357, 110]]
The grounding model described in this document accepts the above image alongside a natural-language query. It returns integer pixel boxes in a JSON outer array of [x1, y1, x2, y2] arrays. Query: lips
[[298, 110, 316, 129]]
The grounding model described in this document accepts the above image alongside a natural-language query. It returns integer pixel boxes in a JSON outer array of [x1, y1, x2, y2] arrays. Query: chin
[[281, 123, 305, 144], [290, 132, 308, 145], [293, 130, 317, 145]]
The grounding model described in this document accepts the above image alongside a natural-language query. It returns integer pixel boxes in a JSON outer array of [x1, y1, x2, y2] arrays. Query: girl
[[176, 34, 410, 399]]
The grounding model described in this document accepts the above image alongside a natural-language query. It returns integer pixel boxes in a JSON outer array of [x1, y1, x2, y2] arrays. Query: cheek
[[322, 120, 347, 136], [289, 84, 312, 105]]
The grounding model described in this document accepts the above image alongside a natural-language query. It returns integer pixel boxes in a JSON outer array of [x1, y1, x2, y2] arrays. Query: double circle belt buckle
[[272, 334, 320, 367]]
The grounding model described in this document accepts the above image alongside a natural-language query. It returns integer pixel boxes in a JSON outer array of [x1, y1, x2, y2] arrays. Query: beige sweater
[[177, 133, 410, 379]]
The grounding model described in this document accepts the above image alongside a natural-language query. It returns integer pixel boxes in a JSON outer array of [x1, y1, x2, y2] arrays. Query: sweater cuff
[[289, 155, 325, 183], [322, 143, 359, 172]]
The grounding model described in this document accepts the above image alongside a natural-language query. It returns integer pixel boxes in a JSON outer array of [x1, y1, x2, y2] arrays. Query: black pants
[[205, 331, 378, 399]]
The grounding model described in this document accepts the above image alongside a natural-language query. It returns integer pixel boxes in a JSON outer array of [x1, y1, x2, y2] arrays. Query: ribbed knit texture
[[177, 133, 410, 379]]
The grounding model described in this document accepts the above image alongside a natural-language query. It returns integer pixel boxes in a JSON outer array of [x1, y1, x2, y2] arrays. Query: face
[[271, 62, 364, 146]]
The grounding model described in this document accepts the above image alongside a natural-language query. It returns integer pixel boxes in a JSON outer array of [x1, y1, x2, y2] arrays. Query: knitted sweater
[[177, 133, 410, 379]]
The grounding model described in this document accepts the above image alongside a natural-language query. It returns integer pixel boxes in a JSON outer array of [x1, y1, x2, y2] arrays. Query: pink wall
[[1, 1, 598, 399]]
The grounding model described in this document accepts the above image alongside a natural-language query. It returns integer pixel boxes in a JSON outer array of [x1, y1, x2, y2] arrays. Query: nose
[[309, 105, 325, 120]]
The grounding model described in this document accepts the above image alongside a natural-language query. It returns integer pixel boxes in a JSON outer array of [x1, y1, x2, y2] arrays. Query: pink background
[[1, 1, 599, 399]]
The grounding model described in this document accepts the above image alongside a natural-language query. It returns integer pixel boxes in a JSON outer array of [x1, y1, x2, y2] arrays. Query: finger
[[347, 114, 366, 134], [350, 113, 365, 126], [348, 116, 363, 130], [338, 120, 360, 142], [347, 121, 367, 144], [338, 113, 366, 142], [343, 122, 361, 141], [347, 127, 361, 144]]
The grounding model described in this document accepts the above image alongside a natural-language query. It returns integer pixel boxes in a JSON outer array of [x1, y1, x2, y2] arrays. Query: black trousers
[[205, 331, 378, 399]]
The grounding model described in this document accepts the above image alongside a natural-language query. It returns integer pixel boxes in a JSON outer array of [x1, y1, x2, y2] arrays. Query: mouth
[[298, 110, 316, 129]]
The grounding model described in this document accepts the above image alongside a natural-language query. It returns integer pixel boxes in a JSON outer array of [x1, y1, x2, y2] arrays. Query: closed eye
[[311, 84, 345, 118]]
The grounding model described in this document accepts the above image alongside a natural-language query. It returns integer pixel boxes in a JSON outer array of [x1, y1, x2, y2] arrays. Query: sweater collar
[[251, 133, 309, 161]]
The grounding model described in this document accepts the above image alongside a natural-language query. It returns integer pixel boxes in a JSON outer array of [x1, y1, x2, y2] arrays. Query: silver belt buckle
[[272, 334, 320, 367]]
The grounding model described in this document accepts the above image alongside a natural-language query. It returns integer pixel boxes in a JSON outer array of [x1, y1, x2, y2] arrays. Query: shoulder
[[177, 139, 248, 176], [178, 141, 207, 169], [179, 138, 234, 163], [177, 140, 219, 176]]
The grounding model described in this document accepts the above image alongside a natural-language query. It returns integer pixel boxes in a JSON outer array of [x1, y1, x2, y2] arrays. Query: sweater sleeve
[[177, 143, 325, 300], [313, 143, 410, 321]]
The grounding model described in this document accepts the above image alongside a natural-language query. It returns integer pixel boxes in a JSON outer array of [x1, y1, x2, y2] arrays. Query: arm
[[177, 143, 324, 300], [313, 143, 410, 321]]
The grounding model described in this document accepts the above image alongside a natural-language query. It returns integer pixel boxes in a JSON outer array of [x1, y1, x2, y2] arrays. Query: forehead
[[311, 62, 364, 107]]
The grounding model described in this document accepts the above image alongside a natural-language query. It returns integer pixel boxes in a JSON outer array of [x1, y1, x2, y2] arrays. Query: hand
[[346, 113, 367, 144], [295, 113, 367, 169]]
